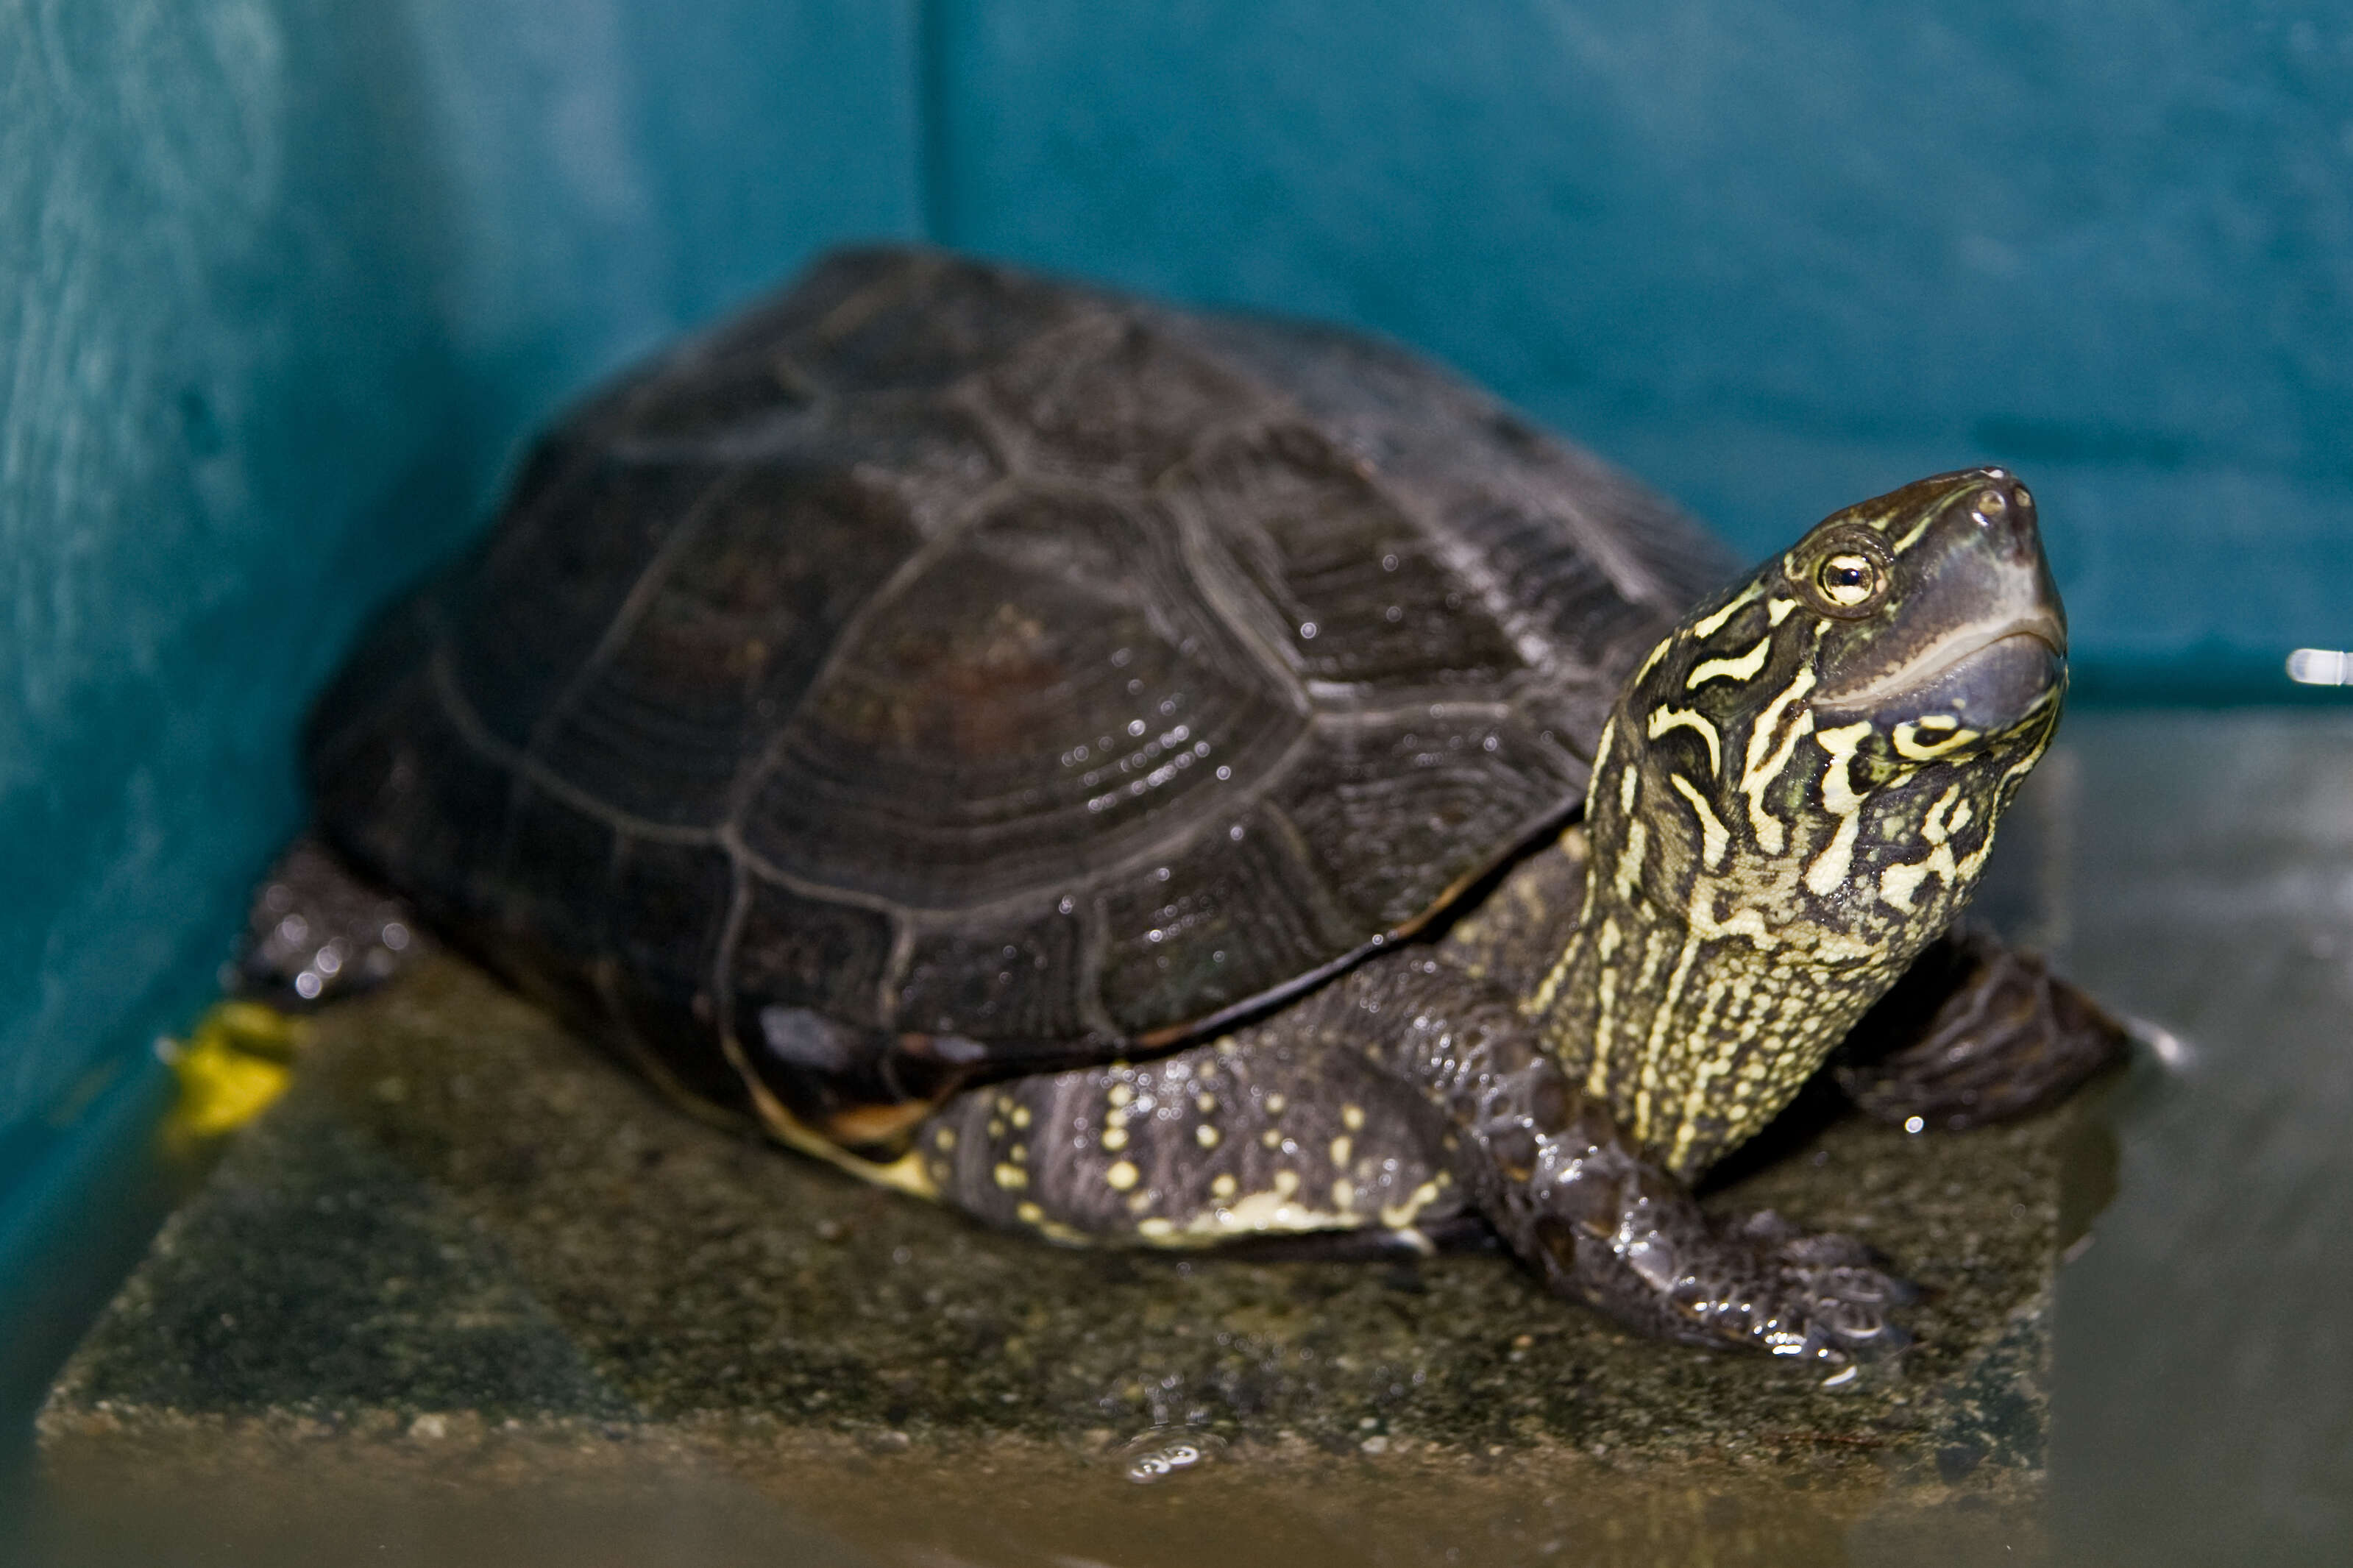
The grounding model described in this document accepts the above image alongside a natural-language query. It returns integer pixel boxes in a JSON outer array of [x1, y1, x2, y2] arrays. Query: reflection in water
[[1117, 1426, 1224, 1485]]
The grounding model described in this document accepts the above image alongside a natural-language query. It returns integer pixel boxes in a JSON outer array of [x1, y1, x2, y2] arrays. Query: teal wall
[[927, 0, 2353, 686], [4, 0, 2350, 1376], [0, 0, 922, 1373]]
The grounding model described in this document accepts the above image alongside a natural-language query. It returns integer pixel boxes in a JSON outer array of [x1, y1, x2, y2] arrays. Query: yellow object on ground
[[160, 1000, 312, 1146]]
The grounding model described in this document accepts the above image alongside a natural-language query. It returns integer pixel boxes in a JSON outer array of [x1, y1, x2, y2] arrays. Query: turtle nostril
[[1970, 480, 2038, 563]]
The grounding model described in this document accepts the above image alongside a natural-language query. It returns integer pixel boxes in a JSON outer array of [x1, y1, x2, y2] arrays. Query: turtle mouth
[[1817, 614, 2066, 734]]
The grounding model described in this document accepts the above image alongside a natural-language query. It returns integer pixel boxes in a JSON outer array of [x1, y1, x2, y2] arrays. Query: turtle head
[[1793, 468, 2065, 769], [1537, 469, 2068, 1177]]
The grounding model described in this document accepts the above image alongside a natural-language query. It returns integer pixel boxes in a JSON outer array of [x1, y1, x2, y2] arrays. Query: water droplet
[[1299, 622, 1319, 639], [1116, 1427, 1224, 1485]]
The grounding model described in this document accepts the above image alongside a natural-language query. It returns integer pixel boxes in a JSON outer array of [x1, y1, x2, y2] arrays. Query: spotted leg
[[917, 950, 1909, 1362], [1832, 927, 2129, 1132]]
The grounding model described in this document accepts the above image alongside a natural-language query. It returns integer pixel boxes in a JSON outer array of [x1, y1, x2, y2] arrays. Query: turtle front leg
[[1336, 956, 1912, 1363], [1831, 928, 2129, 1133]]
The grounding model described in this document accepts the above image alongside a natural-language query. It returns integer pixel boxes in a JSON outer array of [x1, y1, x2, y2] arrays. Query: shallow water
[[13, 710, 2353, 1567]]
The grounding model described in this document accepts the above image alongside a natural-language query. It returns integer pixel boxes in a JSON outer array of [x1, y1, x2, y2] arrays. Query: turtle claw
[[1726, 1212, 1915, 1361], [1603, 1203, 1915, 1363]]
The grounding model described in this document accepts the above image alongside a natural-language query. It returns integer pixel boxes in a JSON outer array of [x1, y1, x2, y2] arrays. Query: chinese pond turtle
[[279, 248, 2123, 1361]]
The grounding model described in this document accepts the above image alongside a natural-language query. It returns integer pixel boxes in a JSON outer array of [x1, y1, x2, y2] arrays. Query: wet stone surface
[[40, 952, 2107, 1563]]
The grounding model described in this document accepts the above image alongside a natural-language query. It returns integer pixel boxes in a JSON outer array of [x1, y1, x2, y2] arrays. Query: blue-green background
[[4, 0, 2350, 1373]]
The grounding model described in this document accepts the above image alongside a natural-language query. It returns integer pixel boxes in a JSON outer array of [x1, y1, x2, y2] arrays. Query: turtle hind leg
[[1831, 926, 2129, 1132], [235, 834, 430, 1006], [909, 1029, 1470, 1249]]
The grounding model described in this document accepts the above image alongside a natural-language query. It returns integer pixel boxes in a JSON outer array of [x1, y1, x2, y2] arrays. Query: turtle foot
[[1836, 928, 2129, 1131], [234, 835, 427, 1007], [1698, 1209, 1917, 1363], [1544, 1184, 1914, 1363]]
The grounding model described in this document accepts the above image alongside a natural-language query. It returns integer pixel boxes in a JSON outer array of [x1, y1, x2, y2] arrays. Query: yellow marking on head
[[1768, 596, 1799, 625], [1686, 634, 1774, 689], [1633, 636, 1672, 683], [1691, 582, 1764, 641], [1803, 721, 1875, 898], [1645, 706, 1725, 777], [1878, 779, 1989, 912], [1196, 1124, 1221, 1149], [1619, 762, 1639, 814], [1892, 717, 1981, 761], [1330, 1135, 1352, 1166], [1667, 773, 1731, 870], [1105, 1160, 1139, 1191], [1736, 667, 1820, 855], [1341, 1103, 1365, 1132], [1613, 820, 1650, 903], [1893, 505, 1943, 552]]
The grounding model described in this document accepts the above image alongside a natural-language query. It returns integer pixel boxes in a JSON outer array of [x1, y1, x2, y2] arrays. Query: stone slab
[[35, 945, 2108, 1564]]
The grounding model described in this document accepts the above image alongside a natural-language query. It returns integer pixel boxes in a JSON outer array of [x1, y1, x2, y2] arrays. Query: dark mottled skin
[[921, 832, 1928, 1358], [273, 249, 2128, 1364]]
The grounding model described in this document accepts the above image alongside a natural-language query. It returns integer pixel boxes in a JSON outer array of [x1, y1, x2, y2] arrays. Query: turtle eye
[[1815, 553, 1881, 609], [1792, 528, 1893, 618]]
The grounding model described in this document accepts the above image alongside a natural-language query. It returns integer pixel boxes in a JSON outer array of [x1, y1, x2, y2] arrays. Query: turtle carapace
[[276, 248, 2125, 1362]]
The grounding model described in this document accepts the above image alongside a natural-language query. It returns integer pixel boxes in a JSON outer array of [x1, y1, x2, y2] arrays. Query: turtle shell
[[306, 248, 1734, 1126]]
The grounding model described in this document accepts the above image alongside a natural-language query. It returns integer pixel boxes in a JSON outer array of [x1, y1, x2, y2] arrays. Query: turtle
[[258, 246, 2126, 1363]]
